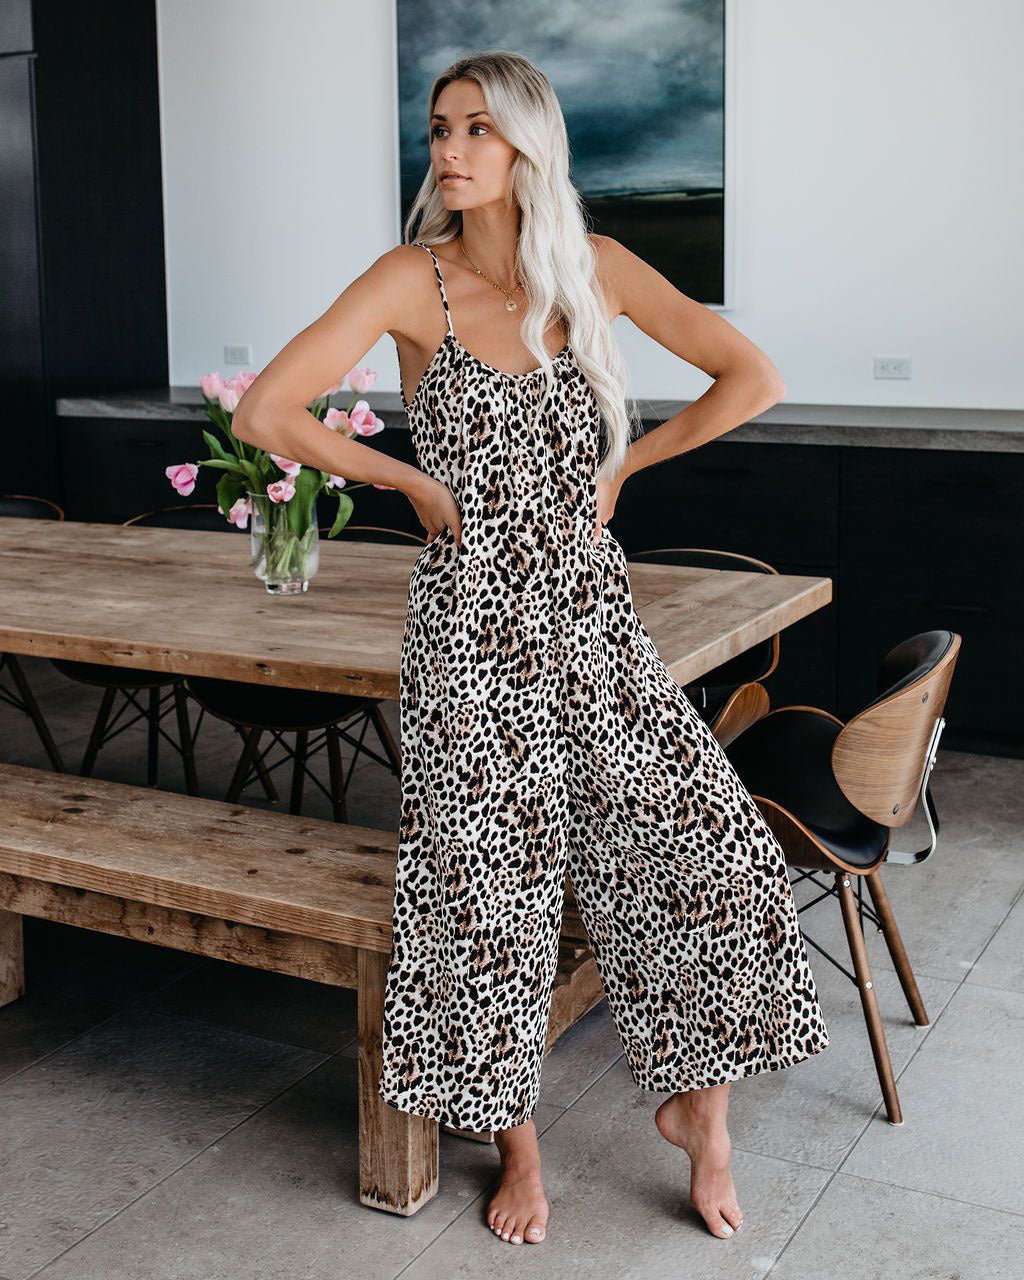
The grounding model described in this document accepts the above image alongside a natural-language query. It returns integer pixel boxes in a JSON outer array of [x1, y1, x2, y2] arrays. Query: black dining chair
[[45, 503, 240, 793], [626, 546, 780, 724], [184, 522, 424, 821], [721, 629, 962, 1125], [0, 494, 69, 771]]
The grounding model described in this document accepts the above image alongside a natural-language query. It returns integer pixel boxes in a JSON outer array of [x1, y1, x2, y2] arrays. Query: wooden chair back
[[832, 630, 961, 828]]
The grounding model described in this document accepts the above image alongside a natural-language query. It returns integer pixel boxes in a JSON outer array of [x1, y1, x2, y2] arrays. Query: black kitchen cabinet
[[838, 447, 1024, 746]]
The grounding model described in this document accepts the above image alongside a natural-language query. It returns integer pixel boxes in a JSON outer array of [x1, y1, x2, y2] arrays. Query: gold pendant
[[505, 299, 517, 311]]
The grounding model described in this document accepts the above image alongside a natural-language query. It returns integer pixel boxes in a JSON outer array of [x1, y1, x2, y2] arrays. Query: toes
[[700, 1208, 735, 1238], [525, 1216, 546, 1243], [722, 1203, 744, 1231]]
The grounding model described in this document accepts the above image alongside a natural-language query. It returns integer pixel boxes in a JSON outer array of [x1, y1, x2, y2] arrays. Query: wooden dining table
[[0, 517, 832, 695]]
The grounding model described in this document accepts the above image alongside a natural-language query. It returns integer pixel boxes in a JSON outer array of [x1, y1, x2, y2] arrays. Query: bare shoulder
[[371, 242, 436, 342], [586, 233, 626, 321]]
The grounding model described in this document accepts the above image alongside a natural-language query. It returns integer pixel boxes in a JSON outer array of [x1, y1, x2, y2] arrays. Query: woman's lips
[[441, 174, 469, 183]]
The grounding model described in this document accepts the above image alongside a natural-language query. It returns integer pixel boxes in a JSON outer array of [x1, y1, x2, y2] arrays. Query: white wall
[[156, 0, 1024, 409]]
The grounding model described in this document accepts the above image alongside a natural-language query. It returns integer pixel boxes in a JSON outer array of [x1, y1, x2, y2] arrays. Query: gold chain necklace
[[457, 236, 524, 312]]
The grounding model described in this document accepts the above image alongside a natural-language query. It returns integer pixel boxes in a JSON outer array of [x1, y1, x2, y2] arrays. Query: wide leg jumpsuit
[[377, 241, 830, 1133]]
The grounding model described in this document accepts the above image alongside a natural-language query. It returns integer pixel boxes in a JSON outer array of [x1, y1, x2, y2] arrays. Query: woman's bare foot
[[486, 1117, 549, 1245], [655, 1084, 744, 1239]]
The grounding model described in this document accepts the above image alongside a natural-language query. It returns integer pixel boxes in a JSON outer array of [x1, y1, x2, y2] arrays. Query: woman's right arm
[[231, 245, 461, 541]]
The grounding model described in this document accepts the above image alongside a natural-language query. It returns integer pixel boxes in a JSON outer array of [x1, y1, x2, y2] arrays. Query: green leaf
[[202, 429, 237, 466], [326, 489, 354, 538], [215, 470, 245, 519], [286, 466, 321, 537], [197, 458, 243, 473]]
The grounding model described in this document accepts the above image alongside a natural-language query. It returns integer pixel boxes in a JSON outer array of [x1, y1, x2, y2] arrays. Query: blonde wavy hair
[[401, 50, 642, 485]]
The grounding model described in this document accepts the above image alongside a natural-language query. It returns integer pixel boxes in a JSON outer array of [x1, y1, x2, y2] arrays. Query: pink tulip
[[347, 366, 378, 393], [218, 382, 242, 413], [227, 496, 252, 528], [200, 372, 226, 401], [324, 407, 352, 435], [327, 474, 347, 489], [166, 462, 199, 496], [234, 371, 259, 392], [348, 399, 384, 437], [267, 478, 295, 503], [270, 454, 302, 476]]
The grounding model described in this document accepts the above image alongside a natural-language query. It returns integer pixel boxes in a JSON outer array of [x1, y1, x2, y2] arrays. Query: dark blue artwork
[[396, 0, 726, 302]]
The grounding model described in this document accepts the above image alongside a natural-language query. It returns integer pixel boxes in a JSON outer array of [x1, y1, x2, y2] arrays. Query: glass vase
[[247, 491, 320, 594]]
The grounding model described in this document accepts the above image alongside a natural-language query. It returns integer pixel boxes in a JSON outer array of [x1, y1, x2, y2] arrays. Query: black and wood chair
[[722, 629, 962, 1125], [0, 495, 68, 771], [184, 522, 425, 821], [46, 504, 238, 793], [626, 547, 780, 724]]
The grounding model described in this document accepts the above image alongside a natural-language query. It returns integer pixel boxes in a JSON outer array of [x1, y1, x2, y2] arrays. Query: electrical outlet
[[224, 344, 252, 366], [874, 356, 912, 379]]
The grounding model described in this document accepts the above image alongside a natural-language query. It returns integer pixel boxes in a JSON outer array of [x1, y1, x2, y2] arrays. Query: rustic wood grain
[[0, 517, 832, 696], [0, 761, 399, 951]]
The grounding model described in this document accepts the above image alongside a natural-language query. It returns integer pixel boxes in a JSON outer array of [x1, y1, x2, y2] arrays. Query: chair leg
[[368, 702, 402, 774], [173, 681, 199, 796], [865, 867, 929, 1027], [836, 870, 903, 1125], [289, 729, 309, 815], [326, 724, 349, 824], [226, 727, 263, 802], [146, 685, 160, 786], [4, 655, 67, 772], [230, 724, 279, 802], [79, 687, 118, 776]]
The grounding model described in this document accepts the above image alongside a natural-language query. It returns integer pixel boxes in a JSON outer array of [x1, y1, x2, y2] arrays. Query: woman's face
[[430, 78, 516, 209]]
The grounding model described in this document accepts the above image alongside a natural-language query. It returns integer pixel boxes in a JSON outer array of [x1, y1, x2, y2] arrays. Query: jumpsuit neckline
[[402, 241, 573, 410]]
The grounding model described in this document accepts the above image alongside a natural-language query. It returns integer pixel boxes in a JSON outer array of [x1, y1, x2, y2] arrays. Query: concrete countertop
[[55, 388, 1024, 453]]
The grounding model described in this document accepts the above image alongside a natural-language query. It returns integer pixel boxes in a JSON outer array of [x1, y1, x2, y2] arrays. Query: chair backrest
[[626, 546, 778, 575], [832, 630, 961, 828], [627, 546, 780, 685], [125, 503, 238, 532], [0, 494, 64, 520], [321, 523, 426, 546]]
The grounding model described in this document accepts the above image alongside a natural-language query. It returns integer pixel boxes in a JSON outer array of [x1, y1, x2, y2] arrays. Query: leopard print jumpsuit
[[377, 240, 830, 1133]]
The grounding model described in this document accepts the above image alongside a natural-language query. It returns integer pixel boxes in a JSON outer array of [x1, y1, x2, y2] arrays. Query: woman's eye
[[431, 124, 487, 139]]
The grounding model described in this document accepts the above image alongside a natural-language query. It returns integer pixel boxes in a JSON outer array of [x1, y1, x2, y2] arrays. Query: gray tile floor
[[1, 654, 1022, 1279]]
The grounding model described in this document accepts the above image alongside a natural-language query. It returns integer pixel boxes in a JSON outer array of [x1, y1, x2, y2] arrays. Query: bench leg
[[357, 949, 438, 1214], [0, 908, 25, 1007]]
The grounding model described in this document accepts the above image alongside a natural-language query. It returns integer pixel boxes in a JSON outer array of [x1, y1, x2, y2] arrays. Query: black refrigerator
[[0, 0, 168, 504]]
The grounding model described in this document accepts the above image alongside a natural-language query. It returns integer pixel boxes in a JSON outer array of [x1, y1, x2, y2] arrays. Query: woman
[[234, 50, 829, 1250]]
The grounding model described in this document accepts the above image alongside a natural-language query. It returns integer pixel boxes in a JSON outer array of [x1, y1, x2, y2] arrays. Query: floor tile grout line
[[834, 1165, 1024, 1220], [21, 1049, 335, 1280]]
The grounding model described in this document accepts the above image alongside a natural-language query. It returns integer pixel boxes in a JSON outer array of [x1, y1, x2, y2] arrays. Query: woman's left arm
[[596, 233, 787, 490]]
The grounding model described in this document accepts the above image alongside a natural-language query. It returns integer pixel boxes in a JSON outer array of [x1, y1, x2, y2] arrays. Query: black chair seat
[[723, 708, 890, 867], [185, 675, 371, 731], [51, 658, 173, 688]]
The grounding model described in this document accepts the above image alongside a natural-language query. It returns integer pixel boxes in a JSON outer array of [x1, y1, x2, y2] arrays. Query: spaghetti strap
[[413, 240, 455, 339]]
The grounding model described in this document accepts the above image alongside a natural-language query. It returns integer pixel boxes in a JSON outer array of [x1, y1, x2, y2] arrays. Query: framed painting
[[392, 0, 731, 306]]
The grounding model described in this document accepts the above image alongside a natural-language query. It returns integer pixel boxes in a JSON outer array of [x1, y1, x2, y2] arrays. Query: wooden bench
[[0, 762, 604, 1215]]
